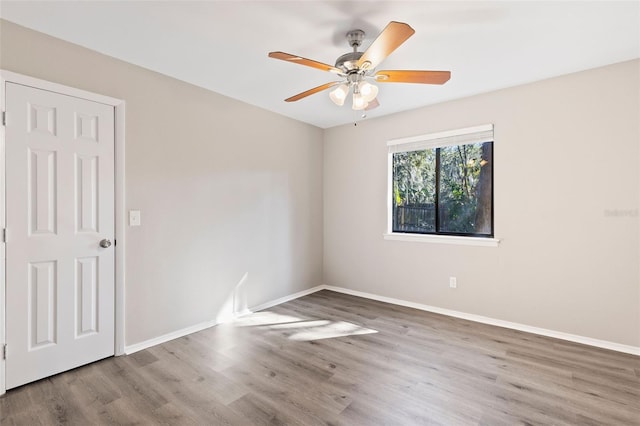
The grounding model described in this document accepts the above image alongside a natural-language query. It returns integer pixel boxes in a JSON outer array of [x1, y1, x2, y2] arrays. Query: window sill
[[383, 233, 500, 247]]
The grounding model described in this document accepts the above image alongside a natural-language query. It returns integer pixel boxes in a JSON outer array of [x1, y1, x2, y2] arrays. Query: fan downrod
[[335, 29, 365, 72]]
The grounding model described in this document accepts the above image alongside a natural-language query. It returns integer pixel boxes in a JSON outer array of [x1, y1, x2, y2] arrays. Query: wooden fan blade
[[365, 98, 380, 111], [375, 70, 451, 84], [285, 81, 341, 102], [269, 51, 342, 74], [356, 21, 415, 70]]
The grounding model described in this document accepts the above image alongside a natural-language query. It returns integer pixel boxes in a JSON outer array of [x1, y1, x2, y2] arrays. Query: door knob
[[99, 239, 112, 248]]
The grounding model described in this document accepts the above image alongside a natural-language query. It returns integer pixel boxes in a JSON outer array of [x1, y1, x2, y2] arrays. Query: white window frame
[[384, 124, 500, 247]]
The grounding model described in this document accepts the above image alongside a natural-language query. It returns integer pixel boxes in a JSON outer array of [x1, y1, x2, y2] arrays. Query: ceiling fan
[[268, 21, 451, 111]]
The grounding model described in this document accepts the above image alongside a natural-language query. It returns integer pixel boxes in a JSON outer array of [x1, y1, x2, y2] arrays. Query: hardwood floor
[[2, 290, 639, 425]]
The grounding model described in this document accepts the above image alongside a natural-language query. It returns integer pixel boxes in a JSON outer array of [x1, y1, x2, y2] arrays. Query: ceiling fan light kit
[[358, 81, 378, 102], [268, 21, 451, 113], [329, 79, 377, 109], [352, 92, 367, 110], [329, 84, 349, 106]]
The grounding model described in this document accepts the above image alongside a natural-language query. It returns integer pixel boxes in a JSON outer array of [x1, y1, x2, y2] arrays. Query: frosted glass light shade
[[329, 84, 349, 106], [359, 82, 378, 102], [352, 93, 368, 110]]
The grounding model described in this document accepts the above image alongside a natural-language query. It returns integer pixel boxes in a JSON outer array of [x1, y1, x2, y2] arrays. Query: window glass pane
[[438, 142, 492, 235], [392, 150, 436, 233]]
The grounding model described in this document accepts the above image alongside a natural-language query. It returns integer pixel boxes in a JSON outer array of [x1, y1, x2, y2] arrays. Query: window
[[388, 125, 494, 238]]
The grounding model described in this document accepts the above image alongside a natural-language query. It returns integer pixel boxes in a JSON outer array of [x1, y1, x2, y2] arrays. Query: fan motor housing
[[335, 51, 363, 72]]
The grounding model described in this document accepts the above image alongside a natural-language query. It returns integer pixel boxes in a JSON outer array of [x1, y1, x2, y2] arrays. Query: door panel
[[76, 256, 99, 337], [29, 149, 57, 235], [28, 260, 57, 349], [5, 82, 115, 389]]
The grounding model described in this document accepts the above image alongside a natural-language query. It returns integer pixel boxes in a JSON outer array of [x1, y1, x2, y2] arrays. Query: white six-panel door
[[5, 82, 115, 389]]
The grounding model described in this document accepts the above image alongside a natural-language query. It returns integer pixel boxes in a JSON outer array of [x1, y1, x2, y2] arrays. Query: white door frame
[[0, 70, 126, 395]]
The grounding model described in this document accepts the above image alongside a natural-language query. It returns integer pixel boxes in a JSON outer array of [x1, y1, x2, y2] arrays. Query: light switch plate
[[129, 210, 141, 226]]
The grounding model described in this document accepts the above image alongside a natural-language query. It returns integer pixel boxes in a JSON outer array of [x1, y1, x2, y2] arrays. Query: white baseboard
[[124, 318, 221, 354], [248, 285, 325, 313], [321, 285, 640, 356], [124, 283, 639, 357], [123, 285, 326, 354]]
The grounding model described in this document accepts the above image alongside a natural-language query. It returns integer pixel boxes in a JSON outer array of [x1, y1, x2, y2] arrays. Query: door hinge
[[1, 228, 5, 243], [2, 344, 6, 360], [1, 111, 5, 126]]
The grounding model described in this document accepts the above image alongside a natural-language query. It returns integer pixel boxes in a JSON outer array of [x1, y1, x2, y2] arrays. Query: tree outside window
[[391, 132, 493, 237]]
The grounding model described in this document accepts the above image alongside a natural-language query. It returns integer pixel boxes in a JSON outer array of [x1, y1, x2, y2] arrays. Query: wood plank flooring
[[1, 290, 639, 425]]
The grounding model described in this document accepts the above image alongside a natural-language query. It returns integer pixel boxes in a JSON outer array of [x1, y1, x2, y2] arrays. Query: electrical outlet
[[449, 277, 457, 288]]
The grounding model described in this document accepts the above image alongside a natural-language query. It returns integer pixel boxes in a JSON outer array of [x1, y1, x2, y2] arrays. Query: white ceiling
[[1, 1, 639, 128]]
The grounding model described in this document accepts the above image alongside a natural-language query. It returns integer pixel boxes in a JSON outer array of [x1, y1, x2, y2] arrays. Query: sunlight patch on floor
[[233, 311, 378, 341], [268, 319, 331, 329], [233, 311, 303, 327], [281, 320, 378, 341]]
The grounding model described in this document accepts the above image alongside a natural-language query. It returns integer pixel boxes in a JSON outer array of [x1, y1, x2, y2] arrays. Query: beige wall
[[324, 60, 640, 347], [2, 19, 638, 350], [0, 20, 324, 346]]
